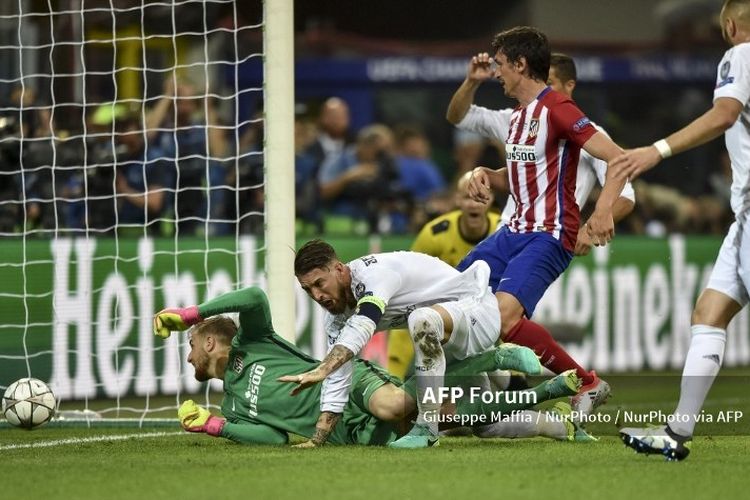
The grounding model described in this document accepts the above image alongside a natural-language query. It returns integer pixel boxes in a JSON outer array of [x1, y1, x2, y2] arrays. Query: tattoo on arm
[[317, 345, 354, 376], [311, 411, 341, 445]]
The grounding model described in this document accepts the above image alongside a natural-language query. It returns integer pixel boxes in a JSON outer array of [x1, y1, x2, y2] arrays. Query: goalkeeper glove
[[153, 306, 203, 338], [178, 400, 226, 436]]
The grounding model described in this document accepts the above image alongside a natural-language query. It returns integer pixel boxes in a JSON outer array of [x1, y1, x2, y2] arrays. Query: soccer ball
[[2, 378, 56, 429]]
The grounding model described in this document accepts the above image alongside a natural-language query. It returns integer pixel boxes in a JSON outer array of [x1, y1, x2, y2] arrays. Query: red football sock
[[504, 317, 594, 386]]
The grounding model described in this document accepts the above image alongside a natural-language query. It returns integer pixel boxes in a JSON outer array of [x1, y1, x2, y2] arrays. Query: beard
[[192, 357, 210, 382]]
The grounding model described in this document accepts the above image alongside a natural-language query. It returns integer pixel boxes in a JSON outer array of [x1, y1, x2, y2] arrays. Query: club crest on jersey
[[528, 118, 539, 138], [232, 355, 244, 374]]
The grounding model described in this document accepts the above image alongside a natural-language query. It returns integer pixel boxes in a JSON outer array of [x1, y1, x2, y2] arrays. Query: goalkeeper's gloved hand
[[153, 306, 203, 339], [178, 400, 225, 436]]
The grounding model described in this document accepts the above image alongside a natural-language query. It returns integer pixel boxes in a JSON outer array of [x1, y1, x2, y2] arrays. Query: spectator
[[114, 117, 174, 236], [146, 79, 228, 235], [394, 125, 446, 203], [295, 97, 352, 231], [319, 124, 408, 232], [303, 97, 352, 177]]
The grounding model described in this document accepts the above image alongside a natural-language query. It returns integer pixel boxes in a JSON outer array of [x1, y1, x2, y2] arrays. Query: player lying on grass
[[279, 240, 593, 448], [154, 286, 590, 446]]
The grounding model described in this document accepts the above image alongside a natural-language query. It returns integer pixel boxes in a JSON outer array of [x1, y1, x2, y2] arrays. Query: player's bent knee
[[407, 307, 445, 343], [496, 293, 524, 335], [368, 384, 413, 421], [691, 290, 742, 329]]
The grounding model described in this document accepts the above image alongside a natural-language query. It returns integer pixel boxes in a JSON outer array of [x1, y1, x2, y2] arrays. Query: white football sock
[[671, 324, 726, 436], [408, 308, 446, 435]]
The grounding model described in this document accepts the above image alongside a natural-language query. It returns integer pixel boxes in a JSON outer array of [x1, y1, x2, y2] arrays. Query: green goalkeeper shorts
[[350, 359, 403, 410]]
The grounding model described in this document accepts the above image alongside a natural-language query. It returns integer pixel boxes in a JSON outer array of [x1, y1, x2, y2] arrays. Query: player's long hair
[[294, 239, 338, 275], [491, 26, 550, 82]]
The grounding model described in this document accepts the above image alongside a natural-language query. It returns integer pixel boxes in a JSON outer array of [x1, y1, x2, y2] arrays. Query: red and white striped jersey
[[503, 87, 596, 251], [457, 100, 635, 243]]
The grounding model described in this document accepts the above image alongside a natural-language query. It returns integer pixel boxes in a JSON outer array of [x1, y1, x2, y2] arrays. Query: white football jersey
[[714, 42, 750, 217], [326, 251, 486, 341], [319, 251, 491, 414], [457, 104, 635, 226]]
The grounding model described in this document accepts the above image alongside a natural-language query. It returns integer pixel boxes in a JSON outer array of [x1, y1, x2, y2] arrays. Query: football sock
[[505, 317, 594, 385], [409, 308, 446, 435], [671, 324, 726, 437]]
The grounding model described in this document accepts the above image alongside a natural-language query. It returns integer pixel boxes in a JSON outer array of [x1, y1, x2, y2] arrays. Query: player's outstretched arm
[[610, 97, 743, 181], [221, 422, 289, 445], [153, 287, 270, 339], [153, 305, 203, 339], [178, 400, 288, 445], [294, 411, 342, 448], [278, 345, 355, 395]]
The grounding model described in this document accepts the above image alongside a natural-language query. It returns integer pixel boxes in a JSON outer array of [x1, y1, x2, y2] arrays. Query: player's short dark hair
[[191, 316, 237, 346], [550, 53, 576, 83], [294, 239, 338, 276], [491, 26, 550, 82]]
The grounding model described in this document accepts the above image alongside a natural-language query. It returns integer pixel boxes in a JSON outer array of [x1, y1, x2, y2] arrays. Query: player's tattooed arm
[[317, 345, 355, 376], [310, 411, 342, 447], [277, 345, 354, 395]]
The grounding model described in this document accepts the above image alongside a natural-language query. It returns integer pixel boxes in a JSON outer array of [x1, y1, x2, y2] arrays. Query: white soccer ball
[[2, 378, 56, 429]]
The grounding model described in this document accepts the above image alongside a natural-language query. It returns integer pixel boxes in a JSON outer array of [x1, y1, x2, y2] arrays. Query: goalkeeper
[[155, 287, 587, 446]]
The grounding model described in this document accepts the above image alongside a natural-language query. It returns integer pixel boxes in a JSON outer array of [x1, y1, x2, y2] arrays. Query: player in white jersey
[[616, 0, 750, 461], [278, 239, 584, 449], [454, 54, 636, 256]]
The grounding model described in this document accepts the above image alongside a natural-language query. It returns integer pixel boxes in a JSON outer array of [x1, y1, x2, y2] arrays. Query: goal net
[[0, 0, 298, 426]]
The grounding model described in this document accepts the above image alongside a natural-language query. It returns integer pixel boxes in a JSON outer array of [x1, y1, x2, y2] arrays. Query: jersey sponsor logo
[[572, 117, 591, 132], [505, 143, 537, 163], [244, 363, 266, 418], [528, 118, 539, 138], [360, 255, 378, 267], [232, 355, 244, 374]]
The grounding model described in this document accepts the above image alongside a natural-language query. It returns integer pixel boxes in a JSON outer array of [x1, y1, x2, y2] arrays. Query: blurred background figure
[[114, 117, 174, 236], [394, 125, 446, 204], [318, 123, 409, 233], [146, 79, 228, 236]]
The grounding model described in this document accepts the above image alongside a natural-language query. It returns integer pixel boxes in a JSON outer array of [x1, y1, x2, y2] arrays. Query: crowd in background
[[0, 83, 736, 238]]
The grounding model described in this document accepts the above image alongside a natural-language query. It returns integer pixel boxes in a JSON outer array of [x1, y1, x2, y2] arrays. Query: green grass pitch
[[2, 370, 750, 500]]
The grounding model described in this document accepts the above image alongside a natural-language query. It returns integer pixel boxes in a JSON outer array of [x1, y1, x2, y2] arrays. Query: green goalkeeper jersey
[[197, 287, 398, 446]]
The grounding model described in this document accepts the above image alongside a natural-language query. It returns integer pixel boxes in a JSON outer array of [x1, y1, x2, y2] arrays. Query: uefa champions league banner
[[1, 234, 749, 400]]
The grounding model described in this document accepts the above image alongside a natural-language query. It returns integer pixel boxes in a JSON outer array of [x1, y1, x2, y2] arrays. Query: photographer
[[319, 124, 411, 233]]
